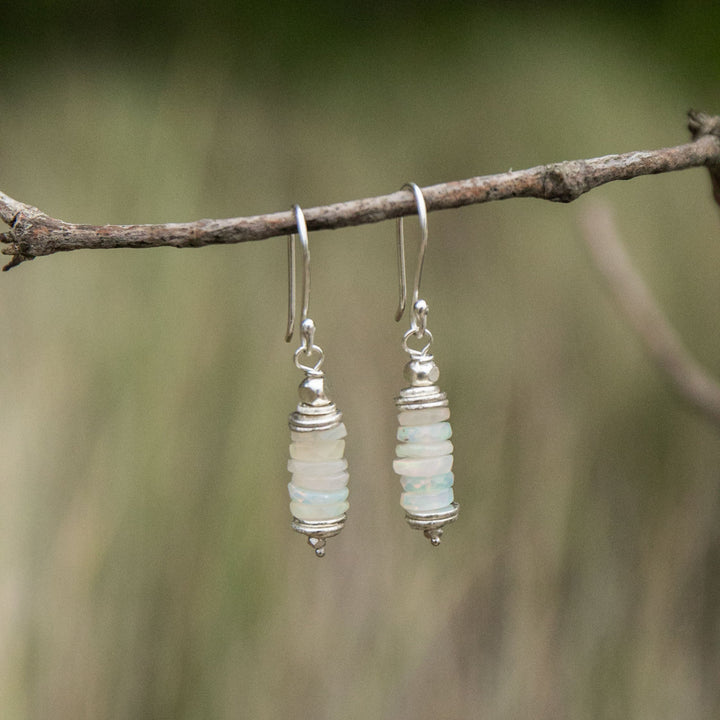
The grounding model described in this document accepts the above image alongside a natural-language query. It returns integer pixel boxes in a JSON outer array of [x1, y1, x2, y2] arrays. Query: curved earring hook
[[395, 182, 428, 322], [285, 204, 311, 342]]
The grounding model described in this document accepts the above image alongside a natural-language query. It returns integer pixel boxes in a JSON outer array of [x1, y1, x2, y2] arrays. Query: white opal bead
[[403, 502, 456, 517], [393, 454, 453, 477], [398, 407, 450, 426], [291, 423, 347, 443], [400, 472, 454, 492], [401, 488, 455, 513], [395, 440, 454, 458], [290, 500, 349, 521], [289, 439, 345, 461], [290, 470, 349, 491], [287, 458, 348, 476], [397, 421, 452, 443], [288, 483, 349, 504]]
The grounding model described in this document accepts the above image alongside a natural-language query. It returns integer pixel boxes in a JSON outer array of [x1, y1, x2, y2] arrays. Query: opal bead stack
[[394, 354, 459, 546], [287, 372, 349, 557]]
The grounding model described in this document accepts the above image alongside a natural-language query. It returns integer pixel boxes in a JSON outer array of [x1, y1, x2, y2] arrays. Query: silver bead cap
[[395, 384, 448, 411], [289, 403, 343, 432], [405, 502, 459, 546], [291, 515, 347, 557]]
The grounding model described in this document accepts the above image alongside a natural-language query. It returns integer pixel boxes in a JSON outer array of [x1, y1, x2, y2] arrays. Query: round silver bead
[[298, 375, 330, 406], [404, 356, 440, 386]]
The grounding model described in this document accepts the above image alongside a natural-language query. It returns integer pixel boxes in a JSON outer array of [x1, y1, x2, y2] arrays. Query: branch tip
[[688, 110, 720, 142], [3, 255, 25, 271]]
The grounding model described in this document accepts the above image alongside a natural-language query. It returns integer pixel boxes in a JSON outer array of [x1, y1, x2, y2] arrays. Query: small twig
[[688, 109, 720, 206], [1, 110, 719, 271], [580, 202, 720, 427]]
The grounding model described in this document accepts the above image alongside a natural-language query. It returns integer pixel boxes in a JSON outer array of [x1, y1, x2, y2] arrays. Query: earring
[[285, 205, 349, 557], [393, 183, 459, 546]]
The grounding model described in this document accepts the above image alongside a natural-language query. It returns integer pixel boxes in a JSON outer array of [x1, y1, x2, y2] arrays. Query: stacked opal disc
[[394, 407, 454, 515], [288, 422, 349, 524]]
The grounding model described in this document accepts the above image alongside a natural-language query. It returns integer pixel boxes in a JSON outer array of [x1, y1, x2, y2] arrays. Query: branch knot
[[1, 205, 51, 270], [543, 159, 589, 203]]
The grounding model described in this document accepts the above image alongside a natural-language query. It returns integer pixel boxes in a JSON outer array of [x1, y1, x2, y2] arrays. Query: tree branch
[[2, 110, 719, 271], [580, 202, 720, 427]]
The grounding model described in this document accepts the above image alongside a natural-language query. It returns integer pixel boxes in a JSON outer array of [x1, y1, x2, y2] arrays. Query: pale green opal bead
[[401, 488, 455, 513], [290, 470, 349, 491], [288, 483, 349, 504], [397, 421, 452, 443], [393, 454, 453, 477], [290, 500, 349, 521], [398, 407, 450, 427], [291, 423, 347, 443], [287, 458, 348, 476], [395, 440, 454, 458], [400, 472, 454, 492], [289, 439, 345, 461]]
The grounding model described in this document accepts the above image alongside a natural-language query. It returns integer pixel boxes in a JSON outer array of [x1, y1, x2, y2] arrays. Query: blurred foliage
[[0, 3, 719, 720], [5, 1, 720, 86]]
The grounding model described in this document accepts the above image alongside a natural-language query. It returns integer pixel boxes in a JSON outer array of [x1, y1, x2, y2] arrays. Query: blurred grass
[[1, 6, 719, 720]]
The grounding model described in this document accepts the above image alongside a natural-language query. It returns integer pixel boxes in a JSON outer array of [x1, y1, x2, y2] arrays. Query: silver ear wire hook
[[286, 204, 324, 375], [395, 182, 429, 324], [286, 204, 311, 343]]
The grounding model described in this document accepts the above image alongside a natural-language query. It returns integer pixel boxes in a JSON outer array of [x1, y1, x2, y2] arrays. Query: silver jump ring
[[402, 327, 433, 358], [294, 343, 325, 375]]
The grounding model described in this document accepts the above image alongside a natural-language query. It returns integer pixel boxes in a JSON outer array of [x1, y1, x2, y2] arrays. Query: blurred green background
[[1, 2, 719, 718]]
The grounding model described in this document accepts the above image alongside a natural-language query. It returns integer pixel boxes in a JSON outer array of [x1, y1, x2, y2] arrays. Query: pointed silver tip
[[308, 536, 327, 557], [424, 527, 443, 546]]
